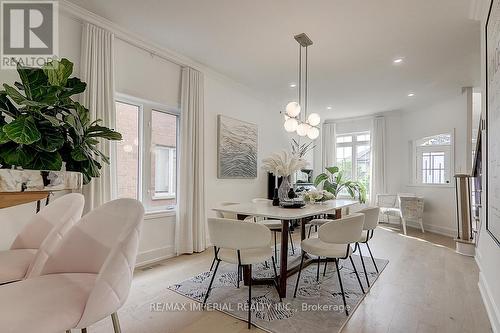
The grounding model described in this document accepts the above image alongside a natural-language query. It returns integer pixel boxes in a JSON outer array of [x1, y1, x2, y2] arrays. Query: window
[[336, 132, 371, 196], [114, 97, 179, 212], [413, 133, 453, 185]]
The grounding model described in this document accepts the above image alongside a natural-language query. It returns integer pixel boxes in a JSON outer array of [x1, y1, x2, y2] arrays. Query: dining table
[[212, 199, 359, 298]]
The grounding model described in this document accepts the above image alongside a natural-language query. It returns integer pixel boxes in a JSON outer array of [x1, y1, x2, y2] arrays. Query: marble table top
[[0, 169, 82, 192]]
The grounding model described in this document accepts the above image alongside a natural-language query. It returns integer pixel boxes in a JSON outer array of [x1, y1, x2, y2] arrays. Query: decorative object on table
[[303, 189, 335, 203], [282, 33, 320, 140], [217, 115, 258, 179], [0, 59, 122, 184], [262, 151, 308, 202], [279, 200, 306, 209], [287, 187, 297, 199], [485, 0, 500, 246], [314, 166, 367, 203]]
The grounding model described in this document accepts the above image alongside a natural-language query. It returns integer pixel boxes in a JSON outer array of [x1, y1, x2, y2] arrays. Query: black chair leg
[[349, 256, 365, 294], [307, 225, 313, 238], [316, 256, 321, 282], [274, 232, 278, 260], [366, 242, 379, 273], [271, 256, 282, 302], [323, 257, 328, 276], [203, 259, 220, 308], [294, 252, 306, 297], [334, 259, 349, 316], [289, 228, 295, 255], [209, 247, 219, 271], [237, 264, 241, 288], [358, 244, 370, 288], [248, 264, 252, 329]]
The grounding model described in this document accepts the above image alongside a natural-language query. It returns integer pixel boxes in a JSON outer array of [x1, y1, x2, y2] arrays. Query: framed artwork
[[217, 115, 258, 179], [486, 0, 500, 246]]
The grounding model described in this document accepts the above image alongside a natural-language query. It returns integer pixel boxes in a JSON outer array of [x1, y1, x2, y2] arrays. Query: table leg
[[278, 219, 289, 298], [300, 217, 306, 241]]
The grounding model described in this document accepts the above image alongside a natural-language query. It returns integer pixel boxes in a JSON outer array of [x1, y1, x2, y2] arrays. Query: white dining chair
[[353, 206, 380, 288], [399, 196, 425, 235], [251, 198, 295, 258], [0, 193, 84, 285], [215, 202, 240, 219], [0, 198, 144, 333], [205, 217, 281, 329], [293, 213, 365, 316]]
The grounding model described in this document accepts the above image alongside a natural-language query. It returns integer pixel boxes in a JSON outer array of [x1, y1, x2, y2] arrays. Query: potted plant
[[314, 166, 367, 203], [0, 59, 121, 184]]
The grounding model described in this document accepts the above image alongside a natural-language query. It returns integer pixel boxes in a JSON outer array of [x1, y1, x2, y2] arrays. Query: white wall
[[476, 1, 500, 331], [204, 74, 289, 219], [388, 90, 469, 236]]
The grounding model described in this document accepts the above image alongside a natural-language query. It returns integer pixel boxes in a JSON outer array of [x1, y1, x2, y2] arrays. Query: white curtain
[[175, 67, 206, 254], [370, 116, 387, 204], [80, 23, 116, 213], [322, 122, 337, 170]]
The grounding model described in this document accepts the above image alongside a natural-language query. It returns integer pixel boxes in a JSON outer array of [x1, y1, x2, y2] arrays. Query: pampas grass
[[261, 151, 308, 177]]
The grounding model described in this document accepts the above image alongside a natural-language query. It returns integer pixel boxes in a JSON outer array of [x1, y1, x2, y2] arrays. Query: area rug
[[168, 247, 388, 333]]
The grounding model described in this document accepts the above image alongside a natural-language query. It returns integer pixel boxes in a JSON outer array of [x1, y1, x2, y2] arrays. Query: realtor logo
[[1, 1, 58, 69]]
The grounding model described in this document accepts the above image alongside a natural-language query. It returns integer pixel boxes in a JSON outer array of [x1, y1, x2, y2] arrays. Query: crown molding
[[58, 0, 279, 107]]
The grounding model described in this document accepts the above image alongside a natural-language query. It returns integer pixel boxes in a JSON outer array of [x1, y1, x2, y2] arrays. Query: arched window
[[413, 133, 453, 185]]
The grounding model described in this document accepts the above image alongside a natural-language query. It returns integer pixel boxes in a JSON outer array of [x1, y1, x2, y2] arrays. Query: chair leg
[[271, 256, 282, 302], [294, 252, 306, 297], [334, 259, 349, 316], [402, 218, 407, 235], [203, 259, 220, 308], [237, 264, 241, 288], [365, 242, 379, 273], [323, 257, 328, 276], [248, 264, 252, 329], [419, 218, 425, 233], [274, 231, 278, 260], [316, 256, 321, 282], [307, 224, 313, 238], [111, 312, 121, 333], [289, 228, 295, 255], [358, 244, 370, 287], [349, 256, 365, 294], [209, 247, 219, 271]]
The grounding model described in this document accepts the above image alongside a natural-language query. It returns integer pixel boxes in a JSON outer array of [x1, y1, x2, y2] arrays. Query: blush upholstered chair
[[294, 213, 366, 316], [0, 193, 85, 285], [205, 217, 280, 329], [0, 198, 144, 333]]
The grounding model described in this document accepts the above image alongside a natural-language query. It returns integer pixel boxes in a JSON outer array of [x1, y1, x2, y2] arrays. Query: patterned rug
[[168, 246, 388, 333]]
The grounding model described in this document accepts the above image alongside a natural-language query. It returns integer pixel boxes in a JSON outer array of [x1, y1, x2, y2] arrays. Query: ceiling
[[67, 0, 481, 119]]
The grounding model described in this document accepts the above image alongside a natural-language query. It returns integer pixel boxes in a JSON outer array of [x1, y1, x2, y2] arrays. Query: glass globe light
[[296, 122, 310, 136], [307, 126, 320, 140], [307, 113, 321, 126], [284, 118, 298, 132], [285, 102, 301, 117]]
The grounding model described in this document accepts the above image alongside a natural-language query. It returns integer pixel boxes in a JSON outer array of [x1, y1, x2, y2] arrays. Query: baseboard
[[476, 250, 500, 333], [478, 272, 500, 333], [136, 245, 176, 268], [382, 220, 456, 238]]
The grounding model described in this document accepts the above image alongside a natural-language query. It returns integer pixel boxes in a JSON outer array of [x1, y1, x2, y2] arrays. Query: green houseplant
[[314, 166, 367, 203], [0, 58, 121, 184]]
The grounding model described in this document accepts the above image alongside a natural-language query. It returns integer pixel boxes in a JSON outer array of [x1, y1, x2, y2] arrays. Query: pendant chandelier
[[283, 33, 320, 140]]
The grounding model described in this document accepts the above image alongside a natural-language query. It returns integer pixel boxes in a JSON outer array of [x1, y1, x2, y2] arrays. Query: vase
[[278, 176, 291, 202]]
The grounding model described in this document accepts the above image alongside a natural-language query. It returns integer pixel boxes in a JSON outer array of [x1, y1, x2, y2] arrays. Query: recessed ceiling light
[[408, 93, 415, 97], [326, 106, 332, 110], [393, 58, 404, 64], [289, 83, 297, 88]]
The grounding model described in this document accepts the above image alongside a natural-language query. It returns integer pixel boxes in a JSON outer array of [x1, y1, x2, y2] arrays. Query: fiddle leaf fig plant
[[314, 166, 367, 203], [0, 58, 122, 184]]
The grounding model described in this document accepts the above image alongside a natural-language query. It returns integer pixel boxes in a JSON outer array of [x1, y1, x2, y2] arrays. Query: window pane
[[356, 134, 370, 142], [421, 151, 446, 184], [356, 145, 371, 195], [337, 135, 352, 143], [336, 146, 352, 179], [150, 110, 177, 211], [115, 101, 140, 199]]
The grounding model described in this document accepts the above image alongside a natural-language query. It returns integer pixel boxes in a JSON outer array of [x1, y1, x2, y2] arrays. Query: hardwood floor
[[88, 225, 492, 333]]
